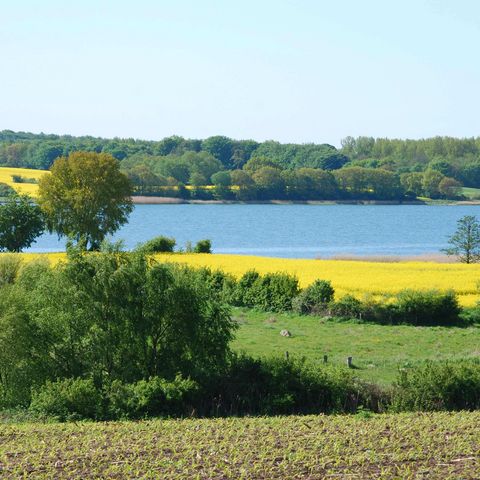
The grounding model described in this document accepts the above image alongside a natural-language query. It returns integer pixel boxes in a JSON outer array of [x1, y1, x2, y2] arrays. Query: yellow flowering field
[[0, 167, 48, 196], [19, 252, 65, 265], [13, 252, 480, 306], [155, 253, 480, 306]]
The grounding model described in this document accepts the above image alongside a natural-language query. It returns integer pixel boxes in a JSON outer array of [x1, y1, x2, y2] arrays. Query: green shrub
[[138, 236, 176, 253], [329, 294, 363, 319], [0, 194, 45, 253], [0, 182, 16, 197], [16, 257, 51, 291], [250, 272, 300, 312], [460, 306, 480, 325], [0, 252, 236, 410], [195, 267, 237, 303], [392, 361, 480, 412], [106, 375, 199, 419], [29, 378, 102, 421], [0, 284, 38, 408], [233, 271, 299, 312], [10, 175, 38, 184], [393, 289, 461, 326], [194, 239, 212, 253], [0, 254, 23, 287], [199, 355, 381, 416], [293, 279, 335, 315], [328, 290, 462, 326], [233, 270, 260, 307]]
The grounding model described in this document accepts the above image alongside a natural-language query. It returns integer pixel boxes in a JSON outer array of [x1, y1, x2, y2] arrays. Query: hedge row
[[28, 356, 372, 421], [27, 358, 480, 421], [198, 267, 466, 326]]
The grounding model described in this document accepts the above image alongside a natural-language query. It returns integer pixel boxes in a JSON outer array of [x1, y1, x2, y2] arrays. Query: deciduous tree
[[38, 151, 133, 250], [0, 194, 44, 252], [438, 177, 462, 199], [442, 215, 480, 263]]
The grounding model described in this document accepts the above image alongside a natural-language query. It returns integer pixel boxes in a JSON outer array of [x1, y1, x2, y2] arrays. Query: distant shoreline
[[321, 252, 457, 263], [131, 196, 480, 206], [17, 251, 459, 264]]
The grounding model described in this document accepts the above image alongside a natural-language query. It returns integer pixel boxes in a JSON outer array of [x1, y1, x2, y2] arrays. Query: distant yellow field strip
[[11, 252, 480, 307], [155, 253, 480, 306], [0, 167, 48, 196]]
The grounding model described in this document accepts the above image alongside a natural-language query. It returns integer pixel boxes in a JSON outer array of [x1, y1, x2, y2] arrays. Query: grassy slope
[[231, 308, 480, 384], [1, 412, 479, 479], [462, 186, 480, 199]]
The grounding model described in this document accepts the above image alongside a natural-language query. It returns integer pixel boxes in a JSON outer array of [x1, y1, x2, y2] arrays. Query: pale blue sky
[[1, 0, 479, 146]]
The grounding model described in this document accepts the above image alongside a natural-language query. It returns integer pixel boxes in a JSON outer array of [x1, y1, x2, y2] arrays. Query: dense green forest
[[2, 130, 479, 200]]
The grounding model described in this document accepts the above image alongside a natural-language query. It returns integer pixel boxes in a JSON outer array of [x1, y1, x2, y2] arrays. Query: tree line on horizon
[[0, 130, 478, 200]]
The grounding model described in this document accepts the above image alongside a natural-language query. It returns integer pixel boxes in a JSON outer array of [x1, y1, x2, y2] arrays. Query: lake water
[[28, 204, 480, 258]]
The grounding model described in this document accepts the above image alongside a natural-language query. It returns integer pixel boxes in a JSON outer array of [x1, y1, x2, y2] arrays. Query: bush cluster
[[29, 376, 199, 421], [28, 357, 480, 420], [26, 356, 384, 420], [192, 267, 237, 303], [193, 239, 212, 253], [233, 270, 300, 312], [138, 236, 212, 254], [392, 361, 480, 412], [0, 182, 16, 197], [105, 375, 199, 419], [0, 254, 23, 286], [138, 235, 176, 253], [202, 355, 374, 416], [198, 266, 463, 326], [337, 289, 462, 326], [329, 294, 363, 318], [393, 289, 461, 325], [293, 279, 335, 314], [0, 247, 236, 410], [30, 378, 102, 421]]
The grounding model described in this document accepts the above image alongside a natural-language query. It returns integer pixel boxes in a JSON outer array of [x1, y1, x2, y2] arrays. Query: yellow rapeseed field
[[0, 167, 48, 196], [155, 253, 480, 306], [12, 252, 480, 307], [19, 253, 65, 265]]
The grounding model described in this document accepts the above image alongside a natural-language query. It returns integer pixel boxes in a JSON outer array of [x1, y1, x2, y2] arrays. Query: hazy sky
[[1, 0, 479, 146]]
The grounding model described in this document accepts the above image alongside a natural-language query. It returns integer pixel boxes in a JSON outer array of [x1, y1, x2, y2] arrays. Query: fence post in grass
[[323, 355, 328, 364], [285, 351, 289, 361], [347, 356, 353, 368]]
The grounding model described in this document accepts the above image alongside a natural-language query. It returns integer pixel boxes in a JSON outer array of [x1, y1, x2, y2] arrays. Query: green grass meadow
[[231, 308, 480, 383], [461, 186, 480, 199]]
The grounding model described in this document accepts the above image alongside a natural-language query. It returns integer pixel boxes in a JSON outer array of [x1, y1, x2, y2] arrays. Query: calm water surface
[[28, 204, 480, 258]]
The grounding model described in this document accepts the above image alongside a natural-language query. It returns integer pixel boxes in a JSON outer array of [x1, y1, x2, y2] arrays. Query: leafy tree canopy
[[0, 194, 44, 252], [442, 215, 480, 263], [38, 151, 133, 250]]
